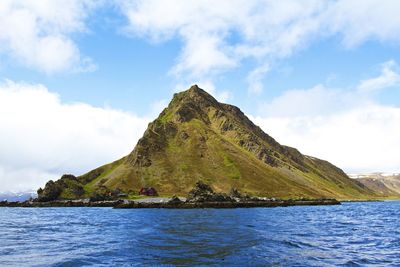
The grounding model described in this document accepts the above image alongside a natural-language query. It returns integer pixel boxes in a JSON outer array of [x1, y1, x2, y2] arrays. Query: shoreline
[[114, 199, 341, 209], [0, 199, 341, 209], [339, 199, 385, 202]]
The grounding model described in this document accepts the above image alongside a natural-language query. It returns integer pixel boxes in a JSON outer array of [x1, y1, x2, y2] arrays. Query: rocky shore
[[114, 199, 341, 209], [0, 182, 340, 208], [0, 198, 340, 208], [0, 199, 123, 208]]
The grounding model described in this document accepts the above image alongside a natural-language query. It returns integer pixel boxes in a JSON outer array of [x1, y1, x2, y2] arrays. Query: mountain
[[38, 85, 375, 201], [0, 191, 37, 202], [350, 173, 400, 197]]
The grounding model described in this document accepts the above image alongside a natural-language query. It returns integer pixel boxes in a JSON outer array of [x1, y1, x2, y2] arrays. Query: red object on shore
[[139, 187, 158, 196]]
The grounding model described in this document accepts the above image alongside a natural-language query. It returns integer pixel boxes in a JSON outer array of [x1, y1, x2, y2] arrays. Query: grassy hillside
[[38, 85, 378, 200]]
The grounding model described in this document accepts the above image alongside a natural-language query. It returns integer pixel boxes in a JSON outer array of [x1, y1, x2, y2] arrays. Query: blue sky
[[3, 33, 399, 115], [1, 0, 400, 192], [2, 14, 400, 116]]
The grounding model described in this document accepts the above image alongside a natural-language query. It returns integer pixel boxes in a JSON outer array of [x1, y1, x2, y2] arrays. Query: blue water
[[0, 202, 399, 266]]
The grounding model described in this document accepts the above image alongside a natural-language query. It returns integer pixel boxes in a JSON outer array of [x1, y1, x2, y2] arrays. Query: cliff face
[[38, 85, 375, 200]]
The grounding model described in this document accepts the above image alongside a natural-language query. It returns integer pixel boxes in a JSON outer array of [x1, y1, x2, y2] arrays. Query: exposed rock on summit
[[38, 85, 376, 200]]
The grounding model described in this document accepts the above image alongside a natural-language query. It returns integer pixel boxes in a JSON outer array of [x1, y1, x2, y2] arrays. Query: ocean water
[[0, 202, 399, 266]]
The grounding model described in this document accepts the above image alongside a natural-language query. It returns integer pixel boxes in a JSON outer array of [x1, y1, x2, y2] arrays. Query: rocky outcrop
[[168, 195, 183, 204], [37, 174, 84, 201], [186, 181, 234, 203], [37, 180, 63, 202]]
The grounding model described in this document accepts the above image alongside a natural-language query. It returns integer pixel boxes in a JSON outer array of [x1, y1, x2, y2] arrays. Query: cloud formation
[[1, 1, 400, 190], [253, 105, 400, 173], [253, 60, 400, 173], [1, 60, 399, 192], [0, 80, 149, 192], [357, 60, 400, 92], [118, 0, 400, 93], [0, 0, 98, 73]]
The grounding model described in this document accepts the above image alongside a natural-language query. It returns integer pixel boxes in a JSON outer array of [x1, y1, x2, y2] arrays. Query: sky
[[1, 0, 400, 192]]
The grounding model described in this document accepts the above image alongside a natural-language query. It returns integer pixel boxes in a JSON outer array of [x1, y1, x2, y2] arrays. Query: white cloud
[[327, 0, 400, 47], [253, 105, 400, 173], [258, 60, 400, 117], [247, 64, 270, 95], [118, 0, 400, 94], [253, 60, 400, 173], [259, 84, 365, 117], [0, 0, 99, 73], [0, 80, 149, 192], [357, 60, 400, 92], [118, 0, 323, 92]]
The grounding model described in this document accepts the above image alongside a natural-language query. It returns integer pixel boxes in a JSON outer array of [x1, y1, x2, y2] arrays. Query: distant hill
[[38, 85, 376, 201], [0, 191, 37, 202], [349, 173, 400, 197]]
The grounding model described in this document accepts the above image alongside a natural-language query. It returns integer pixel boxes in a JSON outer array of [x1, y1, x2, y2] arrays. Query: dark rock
[[220, 120, 234, 132], [186, 181, 234, 203], [229, 188, 242, 199], [70, 184, 85, 196], [176, 105, 196, 122], [37, 180, 63, 202], [89, 186, 113, 201], [264, 154, 278, 167], [168, 195, 182, 204], [60, 174, 77, 181]]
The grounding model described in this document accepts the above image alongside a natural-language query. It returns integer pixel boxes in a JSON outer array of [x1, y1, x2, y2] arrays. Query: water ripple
[[0, 202, 400, 266]]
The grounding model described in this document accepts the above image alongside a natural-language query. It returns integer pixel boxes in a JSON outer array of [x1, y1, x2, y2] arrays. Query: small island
[[3, 86, 382, 208], [0, 181, 340, 208]]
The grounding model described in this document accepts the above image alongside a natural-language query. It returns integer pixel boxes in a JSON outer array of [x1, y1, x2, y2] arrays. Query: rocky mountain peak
[[151, 85, 219, 125], [38, 84, 375, 201], [171, 85, 219, 110], [185, 84, 216, 101]]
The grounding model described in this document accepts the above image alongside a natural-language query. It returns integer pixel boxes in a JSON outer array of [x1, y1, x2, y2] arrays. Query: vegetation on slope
[[38, 85, 379, 201]]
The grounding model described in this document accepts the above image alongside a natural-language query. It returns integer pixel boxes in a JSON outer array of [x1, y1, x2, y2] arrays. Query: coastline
[[114, 199, 341, 208], [0, 198, 341, 209]]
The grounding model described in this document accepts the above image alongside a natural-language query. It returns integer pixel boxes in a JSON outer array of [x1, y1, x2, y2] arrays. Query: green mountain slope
[[38, 85, 376, 200]]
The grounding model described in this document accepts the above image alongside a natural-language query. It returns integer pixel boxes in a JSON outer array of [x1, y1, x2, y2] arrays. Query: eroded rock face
[[127, 121, 177, 167], [125, 84, 295, 172], [37, 180, 63, 202]]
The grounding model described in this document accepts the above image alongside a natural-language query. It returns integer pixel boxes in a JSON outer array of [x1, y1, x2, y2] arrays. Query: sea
[[0, 201, 399, 266]]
